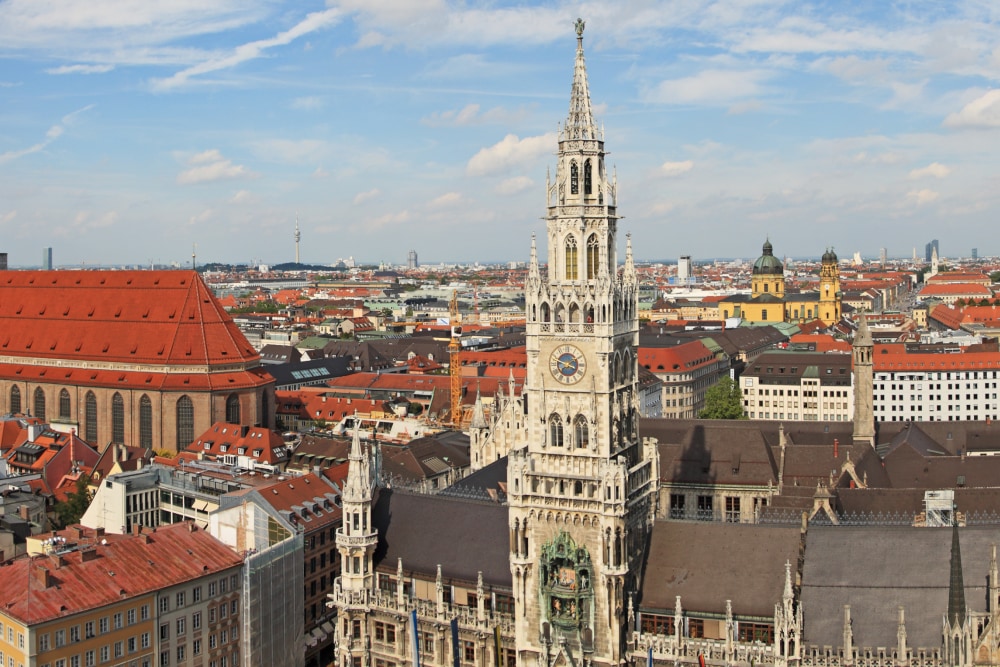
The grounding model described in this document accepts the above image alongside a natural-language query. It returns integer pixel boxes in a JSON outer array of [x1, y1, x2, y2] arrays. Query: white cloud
[[291, 96, 323, 110], [466, 132, 555, 177], [495, 176, 532, 194], [46, 63, 114, 75], [312, 166, 329, 178], [428, 192, 461, 208], [151, 8, 342, 91], [230, 189, 253, 204], [906, 189, 939, 205], [177, 149, 255, 185], [0, 104, 92, 165], [944, 90, 1000, 129], [356, 209, 410, 232], [909, 162, 951, 179], [353, 188, 380, 205], [645, 69, 771, 105], [249, 139, 326, 164], [660, 160, 694, 177], [0, 211, 17, 225], [422, 103, 530, 127], [727, 100, 762, 115]]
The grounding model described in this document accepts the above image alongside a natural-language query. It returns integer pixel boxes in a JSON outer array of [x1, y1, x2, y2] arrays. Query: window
[[574, 414, 589, 449], [114, 642, 123, 659], [111, 392, 125, 443], [583, 159, 592, 195], [192, 640, 201, 657], [141, 604, 150, 621], [141, 633, 150, 649], [39, 634, 50, 652], [100, 646, 109, 663], [570, 161, 579, 195], [192, 613, 201, 631], [176, 617, 185, 636], [176, 395, 194, 449], [55, 629, 66, 648], [85, 391, 98, 445], [192, 586, 202, 603], [85, 621, 95, 639], [176, 592, 185, 608], [725, 497, 741, 523], [128, 637, 136, 654], [564, 236, 578, 280], [159, 651, 169, 667], [669, 494, 686, 519], [226, 394, 240, 424], [139, 395, 153, 448], [34, 387, 46, 421], [70, 625, 80, 643], [85, 650, 95, 667], [641, 613, 675, 635], [9, 386, 20, 415], [127, 609, 136, 625], [586, 234, 600, 279], [99, 617, 109, 634], [739, 622, 774, 642], [373, 622, 396, 644], [159, 624, 169, 641], [696, 495, 713, 521], [176, 646, 185, 662], [59, 389, 71, 420], [230, 600, 237, 615], [463, 640, 476, 663], [159, 597, 169, 613], [548, 414, 564, 448]]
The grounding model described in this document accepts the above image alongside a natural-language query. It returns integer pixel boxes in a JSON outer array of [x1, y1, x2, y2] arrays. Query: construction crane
[[448, 290, 463, 427]]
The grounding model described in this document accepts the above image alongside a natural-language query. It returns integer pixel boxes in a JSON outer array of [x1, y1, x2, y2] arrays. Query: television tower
[[294, 214, 301, 265]]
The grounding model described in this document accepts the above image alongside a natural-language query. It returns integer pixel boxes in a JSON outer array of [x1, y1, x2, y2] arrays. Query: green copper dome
[[753, 239, 784, 275]]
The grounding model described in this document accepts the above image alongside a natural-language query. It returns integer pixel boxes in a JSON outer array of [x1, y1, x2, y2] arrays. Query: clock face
[[549, 345, 587, 385]]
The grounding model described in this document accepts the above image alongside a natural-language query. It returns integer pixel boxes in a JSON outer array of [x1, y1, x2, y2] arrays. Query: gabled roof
[[0, 271, 259, 366], [253, 471, 342, 530], [187, 422, 288, 464]]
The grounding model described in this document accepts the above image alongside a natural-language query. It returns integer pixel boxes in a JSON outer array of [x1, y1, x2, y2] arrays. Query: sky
[[2, 1, 1000, 268]]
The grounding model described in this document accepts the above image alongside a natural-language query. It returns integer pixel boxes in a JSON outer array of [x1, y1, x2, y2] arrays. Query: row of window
[[37, 606, 151, 652]]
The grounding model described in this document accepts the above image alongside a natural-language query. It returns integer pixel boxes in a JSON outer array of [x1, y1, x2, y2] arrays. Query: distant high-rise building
[[41, 247, 52, 271], [925, 239, 939, 262], [972, 247, 979, 260], [407, 249, 418, 270], [677, 255, 692, 284], [0, 253, 6, 271], [879, 247, 887, 266]]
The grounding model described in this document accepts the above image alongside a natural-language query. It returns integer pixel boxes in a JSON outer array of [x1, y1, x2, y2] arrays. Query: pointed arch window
[[33, 387, 46, 422], [549, 414, 564, 447], [574, 415, 589, 449], [176, 395, 194, 449], [584, 160, 592, 195], [586, 234, 600, 279], [226, 394, 241, 424], [10, 386, 21, 415], [565, 236, 579, 280], [85, 391, 97, 443], [139, 395, 153, 448], [112, 392, 125, 444], [570, 161, 579, 195], [59, 389, 71, 420]]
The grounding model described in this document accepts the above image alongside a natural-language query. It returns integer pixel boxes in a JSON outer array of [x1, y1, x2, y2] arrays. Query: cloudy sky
[[2, 0, 999, 267]]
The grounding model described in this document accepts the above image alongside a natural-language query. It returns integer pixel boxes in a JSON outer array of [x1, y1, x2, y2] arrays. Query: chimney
[[18, 504, 29, 521], [833, 438, 839, 459], [33, 566, 52, 589], [132, 524, 141, 537], [80, 549, 100, 563]]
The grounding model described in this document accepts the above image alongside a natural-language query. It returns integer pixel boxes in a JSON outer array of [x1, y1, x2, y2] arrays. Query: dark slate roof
[[266, 356, 352, 387], [800, 525, 994, 649], [371, 488, 511, 588], [440, 456, 508, 502], [641, 521, 801, 618]]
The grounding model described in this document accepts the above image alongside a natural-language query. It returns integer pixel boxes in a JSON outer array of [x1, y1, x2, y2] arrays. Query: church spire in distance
[[564, 18, 599, 142]]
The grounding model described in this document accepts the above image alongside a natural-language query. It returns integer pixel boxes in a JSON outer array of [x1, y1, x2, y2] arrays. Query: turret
[[336, 422, 377, 593], [852, 317, 875, 447]]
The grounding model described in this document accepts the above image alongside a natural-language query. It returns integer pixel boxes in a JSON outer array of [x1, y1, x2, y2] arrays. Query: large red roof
[[0, 271, 259, 367]]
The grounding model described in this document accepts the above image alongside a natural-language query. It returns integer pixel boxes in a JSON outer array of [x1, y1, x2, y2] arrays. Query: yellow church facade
[[718, 241, 842, 326]]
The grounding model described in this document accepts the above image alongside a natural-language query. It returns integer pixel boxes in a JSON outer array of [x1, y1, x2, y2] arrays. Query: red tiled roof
[[789, 333, 851, 353], [254, 471, 342, 528], [187, 422, 288, 464], [638, 340, 721, 373], [0, 523, 242, 625], [873, 345, 1000, 371], [919, 283, 992, 297], [0, 362, 272, 391], [929, 304, 964, 330], [0, 271, 259, 366]]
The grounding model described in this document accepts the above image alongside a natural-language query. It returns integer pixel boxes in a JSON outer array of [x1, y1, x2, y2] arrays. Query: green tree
[[698, 377, 747, 419], [52, 474, 92, 529], [990, 271, 1000, 283]]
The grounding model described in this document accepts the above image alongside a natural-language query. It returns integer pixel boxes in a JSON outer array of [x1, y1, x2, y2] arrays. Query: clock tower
[[508, 19, 659, 667]]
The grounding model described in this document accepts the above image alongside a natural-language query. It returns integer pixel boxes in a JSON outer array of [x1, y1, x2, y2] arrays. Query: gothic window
[[226, 394, 240, 424], [541, 303, 551, 322], [570, 161, 579, 195], [585, 305, 595, 323], [584, 160, 592, 195], [569, 302, 580, 323], [549, 414, 564, 447], [565, 236, 578, 280], [574, 415, 589, 449], [139, 395, 153, 448], [586, 234, 600, 279], [10, 386, 21, 415], [176, 395, 194, 449], [85, 391, 97, 443], [109, 393, 124, 443], [34, 387, 46, 421], [59, 389, 71, 420]]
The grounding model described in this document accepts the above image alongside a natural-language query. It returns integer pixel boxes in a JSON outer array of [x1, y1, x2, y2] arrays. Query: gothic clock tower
[[508, 19, 659, 667]]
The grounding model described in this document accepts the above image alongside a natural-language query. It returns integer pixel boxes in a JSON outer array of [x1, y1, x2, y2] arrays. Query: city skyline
[[1, 1, 999, 266]]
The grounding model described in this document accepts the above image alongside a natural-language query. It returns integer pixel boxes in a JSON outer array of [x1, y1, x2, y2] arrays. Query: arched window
[[176, 395, 194, 449], [59, 389, 71, 420], [586, 234, 600, 279], [584, 160, 592, 195], [570, 161, 579, 195], [85, 392, 98, 443], [139, 395, 153, 449], [565, 236, 578, 280], [574, 415, 589, 449], [226, 394, 241, 424], [33, 388, 46, 421], [112, 393, 125, 444], [549, 414, 564, 447], [10, 386, 21, 415]]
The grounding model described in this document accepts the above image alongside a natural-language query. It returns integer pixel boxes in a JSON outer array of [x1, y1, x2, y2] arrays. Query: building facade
[[742, 351, 854, 422]]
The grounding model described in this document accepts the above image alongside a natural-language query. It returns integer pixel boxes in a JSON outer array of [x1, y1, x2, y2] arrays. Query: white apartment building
[[742, 352, 854, 422]]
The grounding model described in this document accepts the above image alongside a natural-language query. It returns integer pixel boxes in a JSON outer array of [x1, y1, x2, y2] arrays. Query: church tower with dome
[[750, 239, 785, 300]]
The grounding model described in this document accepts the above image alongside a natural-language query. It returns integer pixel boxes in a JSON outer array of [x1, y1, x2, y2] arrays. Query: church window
[[112, 393, 125, 444], [9, 386, 20, 414], [85, 391, 97, 442], [176, 396, 194, 449], [763, 283, 768, 293], [574, 415, 589, 449], [226, 394, 240, 424], [584, 160, 592, 195], [59, 389, 71, 420], [548, 414, 564, 447], [570, 161, 579, 195], [34, 387, 46, 421], [139, 395, 153, 448], [586, 234, 600, 279], [565, 236, 578, 280]]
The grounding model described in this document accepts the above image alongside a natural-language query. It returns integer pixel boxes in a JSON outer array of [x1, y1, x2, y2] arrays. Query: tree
[[52, 474, 92, 529], [698, 377, 747, 419]]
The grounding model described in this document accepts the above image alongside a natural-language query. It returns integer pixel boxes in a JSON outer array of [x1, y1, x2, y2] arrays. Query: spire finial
[[565, 18, 596, 140], [948, 506, 966, 627]]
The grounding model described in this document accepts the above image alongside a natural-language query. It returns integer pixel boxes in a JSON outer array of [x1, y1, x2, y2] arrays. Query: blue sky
[[1, 0, 999, 267]]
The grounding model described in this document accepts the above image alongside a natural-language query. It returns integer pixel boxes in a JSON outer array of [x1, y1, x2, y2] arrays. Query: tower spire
[[948, 510, 966, 628], [565, 18, 597, 141]]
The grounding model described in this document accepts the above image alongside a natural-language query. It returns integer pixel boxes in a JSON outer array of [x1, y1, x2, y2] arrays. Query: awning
[[193, 500, 209, 512]]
